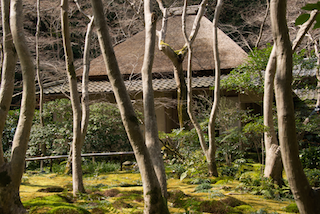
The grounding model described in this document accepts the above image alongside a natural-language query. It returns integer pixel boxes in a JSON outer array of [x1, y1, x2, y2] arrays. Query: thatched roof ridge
[[78, 15, 248, 78]]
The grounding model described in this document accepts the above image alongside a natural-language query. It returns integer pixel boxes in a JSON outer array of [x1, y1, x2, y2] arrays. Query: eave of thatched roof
[[43, 76, 223, 95], [77, 14, 248, 78]]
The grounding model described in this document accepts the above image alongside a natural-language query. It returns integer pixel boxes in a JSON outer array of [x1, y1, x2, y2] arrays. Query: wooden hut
[[43, 11, 252, 132]]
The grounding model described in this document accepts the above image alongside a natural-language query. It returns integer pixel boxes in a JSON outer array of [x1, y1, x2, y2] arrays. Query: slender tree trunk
[[90, 0, 169, 212], [263, 9, 318, 183], [207, 0, 223, 177], [271, 0, 320, 213], [156, 0, 211, 130], [173, 63, 189, 129], [0, 0, 18, 165], [263, 46, 283, 185], [182, 0, 218, 177], [36, 0, 44, 127], [81, 16, 94, 149], [0, 0, 35, 212], [36, 0, 46, 168], [61, 0, 85, 195], [141, 0, 167, 199]]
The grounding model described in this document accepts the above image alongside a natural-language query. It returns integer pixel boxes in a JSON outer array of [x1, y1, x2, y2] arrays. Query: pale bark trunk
[[182, 0, 218, 177], [142, 0, 167, 199], [36, 0, 44, 127], [0, 0, 36, 212], [207, 0, 223, 177], [81, 16, 94, 146], [263, 9, 318, 183], [0, 0, 18, 165], [174, 63, 189, 129], [91, 0, 169, 212], [156, 0, 210, 130], [271, 0, 320, 213], [61, 0, 85, 195], [263, 46, 283, 185], [36, 0, 46, 165]]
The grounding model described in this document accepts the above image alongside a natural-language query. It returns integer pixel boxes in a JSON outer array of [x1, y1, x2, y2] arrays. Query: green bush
[[304, 168, 320, 187], [25, 100, 131, 159], [82, 161, 121, 176], [300, 146, 320, 169], [194, 183, 212, 192], [237, 174, 293, 200]]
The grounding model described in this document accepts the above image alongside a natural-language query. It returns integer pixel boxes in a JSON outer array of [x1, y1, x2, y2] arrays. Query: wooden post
[[92, 152, 95, 163], [50, 159, 53, 172], [40, 154, 44, 172], [120, 155, 123, 171]]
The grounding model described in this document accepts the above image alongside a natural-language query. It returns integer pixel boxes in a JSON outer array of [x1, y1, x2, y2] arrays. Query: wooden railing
[[25, 151, 135, 172]]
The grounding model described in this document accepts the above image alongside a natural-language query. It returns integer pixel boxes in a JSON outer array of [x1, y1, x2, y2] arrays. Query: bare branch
[[292, 10, 319, 52], [255, 0, 270, 48]]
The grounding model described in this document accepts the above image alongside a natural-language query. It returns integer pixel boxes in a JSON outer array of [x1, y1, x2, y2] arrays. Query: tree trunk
[[81, 16, 94, 152], [181, 0, 218, 177], [263, 9, 318, 184], [156, 1, 201, 130], [263, 46, 283, 185], [141, 0, 167, 199], [61, 0, 85, 195], [0, 0, 36, 212], [207, 0, 223, 177], [271, 0, 320, 213], [36, 0, 46, 165], [174, 63, 189, 129], [36, 0, 44, 128], [90, 0, 169, 212], [0, 0, 18, 165]]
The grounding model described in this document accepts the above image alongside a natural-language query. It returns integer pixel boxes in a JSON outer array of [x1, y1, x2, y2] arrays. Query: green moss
[[198, 200, 230, 214], [49, 206, 90, 214], [221, 196, 247, 207], [24, 195, 89, 214], [285, 203, 299, 213], [174, 45, 187, 55], [234, 205, 254, 213]]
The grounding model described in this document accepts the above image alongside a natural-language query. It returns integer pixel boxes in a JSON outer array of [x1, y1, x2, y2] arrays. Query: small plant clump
[[285, 203, 299, 213]]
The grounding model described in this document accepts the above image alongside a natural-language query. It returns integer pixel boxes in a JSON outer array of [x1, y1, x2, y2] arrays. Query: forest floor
[[20, 169, 297, 214]]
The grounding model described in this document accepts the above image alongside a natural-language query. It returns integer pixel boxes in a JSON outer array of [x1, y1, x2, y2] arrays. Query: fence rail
[[25, 151, 135, 172]]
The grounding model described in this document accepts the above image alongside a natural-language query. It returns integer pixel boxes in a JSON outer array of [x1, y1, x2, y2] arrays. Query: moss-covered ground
[[20, 169, 298, 214]]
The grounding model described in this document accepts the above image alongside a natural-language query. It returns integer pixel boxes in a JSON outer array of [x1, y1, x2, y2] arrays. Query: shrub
[[300, 146, 320, 169], [194, 183, 212, 192], [26, 100, 132, 160], [82, 161, 121, 176], [237, 175, 293, 200], [304, 168, 320, 187]]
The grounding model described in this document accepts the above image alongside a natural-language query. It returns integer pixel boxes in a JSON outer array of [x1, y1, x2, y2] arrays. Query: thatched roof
[[77, 14, 247, 78]]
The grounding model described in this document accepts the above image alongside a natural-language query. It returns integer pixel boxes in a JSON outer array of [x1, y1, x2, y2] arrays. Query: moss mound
[[234, 205, 254, 213], [37, 186, 64, 193], [285, 203, 299, 213], [104, 188, 120, 197], [198, 200, 230, 214], [220, 196, 247, 207], [167, 190, 188, 207], [49, 206, 89, 214], [24, 195, 89, 214]]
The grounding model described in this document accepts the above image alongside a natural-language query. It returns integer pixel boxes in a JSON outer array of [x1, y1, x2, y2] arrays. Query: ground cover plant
[[21, 160, 299, 214]]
